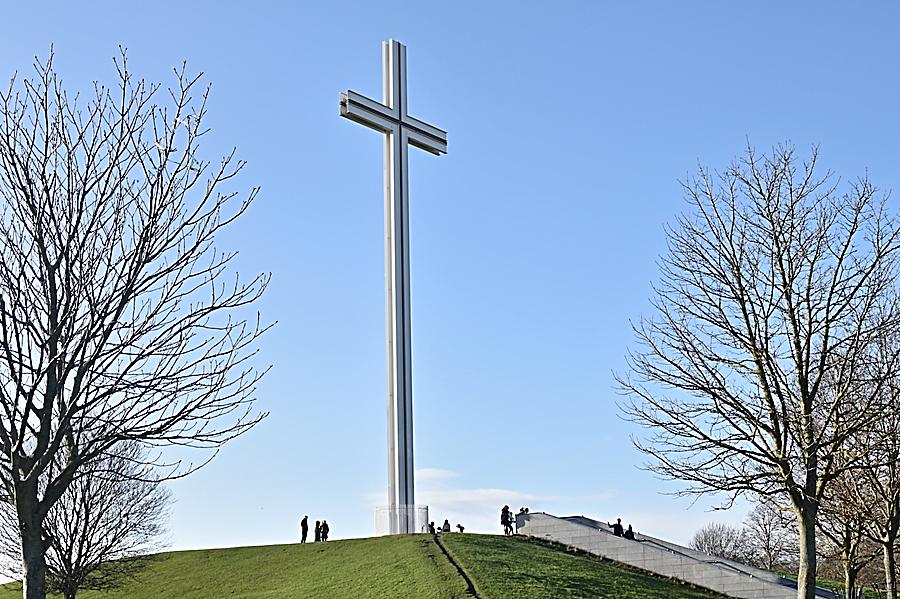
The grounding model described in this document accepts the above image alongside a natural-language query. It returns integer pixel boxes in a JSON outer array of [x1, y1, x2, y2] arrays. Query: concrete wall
[[516, 512, 835, 599], [562, 515, 787, 585]]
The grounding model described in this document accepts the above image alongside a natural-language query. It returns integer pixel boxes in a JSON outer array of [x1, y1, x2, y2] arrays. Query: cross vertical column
[[382, 41, 415, 533], [340, 39, 447, 535]]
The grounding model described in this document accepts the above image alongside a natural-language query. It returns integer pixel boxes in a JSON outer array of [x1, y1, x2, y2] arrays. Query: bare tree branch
[[1, 441, 170, 599], [0, 49, 270, 599], [618, 144, 900, 599]]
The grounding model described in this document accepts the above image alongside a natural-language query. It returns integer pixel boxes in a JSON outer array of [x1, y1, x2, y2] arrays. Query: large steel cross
[[339, 40, 447, 534]]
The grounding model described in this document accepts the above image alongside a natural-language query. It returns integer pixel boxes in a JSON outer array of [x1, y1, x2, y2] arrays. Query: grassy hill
[[0, 533, 726, 599], [441, 534, 724, 599]]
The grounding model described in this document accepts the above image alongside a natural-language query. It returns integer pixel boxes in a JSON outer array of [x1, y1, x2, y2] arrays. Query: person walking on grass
[[321, 520, 330, 541], [315, 520, 322, 542]]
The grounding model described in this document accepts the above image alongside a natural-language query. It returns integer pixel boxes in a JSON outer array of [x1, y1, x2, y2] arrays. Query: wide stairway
[[515, 512, 837, 599]]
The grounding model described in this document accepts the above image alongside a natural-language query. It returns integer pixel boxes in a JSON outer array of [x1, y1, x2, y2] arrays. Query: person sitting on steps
[[623, 524, 635, 540]]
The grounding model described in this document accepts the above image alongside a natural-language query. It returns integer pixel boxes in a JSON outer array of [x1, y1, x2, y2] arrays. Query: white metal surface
[[374, 505, 430, 536], [339, 40, 447, 534]]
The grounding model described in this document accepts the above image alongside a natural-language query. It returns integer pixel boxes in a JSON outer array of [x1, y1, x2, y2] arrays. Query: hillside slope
[[442, 534, 724, 599], [0, 536, 467, 599], [0, 534, 725, 598]]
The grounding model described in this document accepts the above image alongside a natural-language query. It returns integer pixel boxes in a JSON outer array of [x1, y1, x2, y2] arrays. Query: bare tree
[[857, 378, 900, 599], [690, 522, 750, 563], [0, 52, 269, 599], [744, 500, 799, 570], [817, 509, 876, 599], [0, 442, 170, 599], [618, 144, 900, 599]]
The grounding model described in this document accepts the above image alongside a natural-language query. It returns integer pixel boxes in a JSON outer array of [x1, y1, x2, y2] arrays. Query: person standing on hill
[[300, 515, 309, 543], [314, 520, 322, 542], [321, 520, 330, 541], [501, 505, 512, 535]]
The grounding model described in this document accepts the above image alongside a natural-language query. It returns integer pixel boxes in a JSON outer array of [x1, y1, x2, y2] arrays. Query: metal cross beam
[[339, 40, 447, 534]]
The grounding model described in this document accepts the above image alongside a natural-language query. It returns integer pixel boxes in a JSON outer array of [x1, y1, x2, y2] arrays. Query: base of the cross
[[374, 504, 430, 535]]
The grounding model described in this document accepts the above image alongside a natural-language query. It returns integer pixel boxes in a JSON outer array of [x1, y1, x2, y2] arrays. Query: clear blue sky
[[3, 2, 900, 548]]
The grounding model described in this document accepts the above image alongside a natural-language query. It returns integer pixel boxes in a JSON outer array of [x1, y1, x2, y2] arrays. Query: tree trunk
[[16, 479, 47, 599], [20, 513, 46, 599], [797, 509, 817, 599], [843, 561, 855, 599], [884, 541, 897, 599], [841, 541, 861, 599]]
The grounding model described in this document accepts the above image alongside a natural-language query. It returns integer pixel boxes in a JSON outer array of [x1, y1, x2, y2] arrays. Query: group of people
[[297, 509, 632, 543], [498, 505, 635, 541], [428, 519, 465, 534], [500, 505, 529, 535], [299, 515, 330, 543], [608, 517, 635, 540]]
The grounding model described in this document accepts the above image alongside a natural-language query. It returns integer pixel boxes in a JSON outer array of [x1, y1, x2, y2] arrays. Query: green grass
[[0, 533, 728, 599], [442, 534, 726, 599], [0, 535, 468, 599]]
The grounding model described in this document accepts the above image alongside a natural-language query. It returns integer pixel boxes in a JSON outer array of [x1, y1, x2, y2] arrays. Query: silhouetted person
[[609, 518, 624, 537], [456, 524, 465, 533], [300, 515, 309, 543], [623, 524, 635, 540], [442, 519, 451, 533], [314, 520, 322, 542], [501, 505, 512, 535], [428, 521, 436, 534], [321, 520, 330, 541]]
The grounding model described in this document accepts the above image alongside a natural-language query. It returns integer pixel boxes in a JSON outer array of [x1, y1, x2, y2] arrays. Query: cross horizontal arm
[[405, 121, 447, 155], [340, 91, 446, 155], [404, 115, 446, 148], [340, 91, 398, 133]]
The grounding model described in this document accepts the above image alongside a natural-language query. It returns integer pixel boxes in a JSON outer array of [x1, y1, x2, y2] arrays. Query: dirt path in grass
[[432, 534, 482, 598]]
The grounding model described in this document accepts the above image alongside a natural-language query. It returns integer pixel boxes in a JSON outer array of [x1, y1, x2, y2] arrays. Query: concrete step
[[515, 511, 837, 599]]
